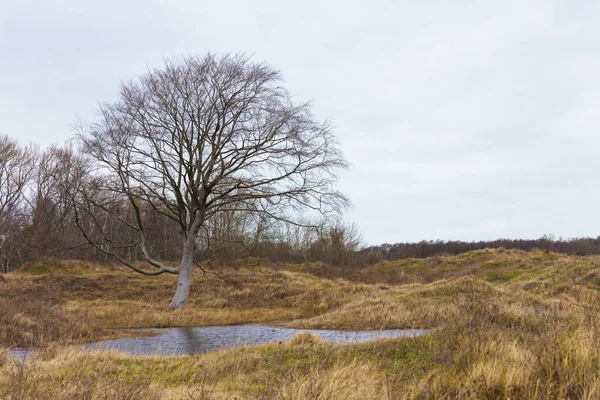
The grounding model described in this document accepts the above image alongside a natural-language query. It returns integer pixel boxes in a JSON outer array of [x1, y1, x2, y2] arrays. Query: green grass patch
[[483, 270, 524, 283]]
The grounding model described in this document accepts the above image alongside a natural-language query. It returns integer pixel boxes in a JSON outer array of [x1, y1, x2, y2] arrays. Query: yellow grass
[[2, 249, 600, 398]]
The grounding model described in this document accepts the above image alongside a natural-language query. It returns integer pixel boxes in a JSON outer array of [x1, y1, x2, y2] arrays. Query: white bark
[[168, 247, 194, 310], [169, 218, 202, 309]]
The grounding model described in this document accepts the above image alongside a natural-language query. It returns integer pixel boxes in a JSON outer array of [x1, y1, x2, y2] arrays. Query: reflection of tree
[[176, 327, 205, 355]]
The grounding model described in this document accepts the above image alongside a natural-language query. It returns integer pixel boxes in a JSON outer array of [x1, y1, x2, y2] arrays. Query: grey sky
[[1, 0, 599, 245]]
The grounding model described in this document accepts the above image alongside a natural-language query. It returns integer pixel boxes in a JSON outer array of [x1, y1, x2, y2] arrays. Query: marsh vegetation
[[2, 248, 600, 398]]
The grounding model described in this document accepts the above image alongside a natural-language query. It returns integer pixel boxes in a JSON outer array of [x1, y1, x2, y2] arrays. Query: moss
[[483, 270, 524, 283], [480, 260, 521, 270], [19, 261, 91, 275], [19, 262, 53, 275], [588, 277, 600, 290]]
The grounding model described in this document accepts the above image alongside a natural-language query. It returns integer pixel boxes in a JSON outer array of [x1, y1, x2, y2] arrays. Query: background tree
[[75, 53, 349, 309], [25, 145, 80, 261], [3, 131, 600, 273], [0, 135, 36, 272]]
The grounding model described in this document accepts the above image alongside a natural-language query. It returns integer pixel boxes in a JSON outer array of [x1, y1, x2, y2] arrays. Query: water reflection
[[8, 348, 30, 361], [82, 325, 428, 356], [9, 325, 428, 359], [177, 327, 204, 354]]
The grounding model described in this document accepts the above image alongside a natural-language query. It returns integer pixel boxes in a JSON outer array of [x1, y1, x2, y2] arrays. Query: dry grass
[[1, 260, 435, 347], [0, 335, 437, 399], [2, 249, 600, 398]]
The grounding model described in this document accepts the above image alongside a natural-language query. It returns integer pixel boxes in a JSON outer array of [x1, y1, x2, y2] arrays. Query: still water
[[11, 325, 428, 358]]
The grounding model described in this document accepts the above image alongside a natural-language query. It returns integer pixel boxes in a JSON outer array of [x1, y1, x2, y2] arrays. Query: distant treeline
[[360, 236, 600, 261], [1, 133, 598, 272]]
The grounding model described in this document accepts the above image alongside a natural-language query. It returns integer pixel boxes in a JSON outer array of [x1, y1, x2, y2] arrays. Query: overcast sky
[[1, 1, 599, 245]]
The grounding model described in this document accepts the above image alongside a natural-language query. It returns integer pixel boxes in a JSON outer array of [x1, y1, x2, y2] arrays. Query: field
[[2, 248, 600, 399]]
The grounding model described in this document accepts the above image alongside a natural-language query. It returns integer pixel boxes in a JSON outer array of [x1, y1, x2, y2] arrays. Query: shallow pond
[[10, 325, 427, 358]]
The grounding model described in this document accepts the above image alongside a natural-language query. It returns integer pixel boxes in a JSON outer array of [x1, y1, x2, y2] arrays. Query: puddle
[[83, 325, 427, 356], [8, 348, 31, 361], [10, 325, 428, 358]]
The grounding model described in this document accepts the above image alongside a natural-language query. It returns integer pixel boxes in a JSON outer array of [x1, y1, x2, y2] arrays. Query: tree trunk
[[168, 245, 194, 310], [169, 211, 205, 310]]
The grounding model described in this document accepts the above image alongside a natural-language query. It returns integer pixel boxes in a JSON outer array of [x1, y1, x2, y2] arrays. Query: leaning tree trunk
[[169, 212, 205, 310], [168, 244, 195, 310]]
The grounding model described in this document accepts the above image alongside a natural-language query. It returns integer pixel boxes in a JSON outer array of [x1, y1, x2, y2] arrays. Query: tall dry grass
[[2, 249, 600, 398]]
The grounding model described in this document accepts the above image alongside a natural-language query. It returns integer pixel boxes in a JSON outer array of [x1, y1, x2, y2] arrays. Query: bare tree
[[75, 53, 349, 309], [0, 135, 36, 271], [26, 145, 109, 262]]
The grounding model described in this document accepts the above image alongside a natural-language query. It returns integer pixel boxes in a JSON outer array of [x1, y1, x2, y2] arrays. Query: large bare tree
[[76, 54, 348, 309]]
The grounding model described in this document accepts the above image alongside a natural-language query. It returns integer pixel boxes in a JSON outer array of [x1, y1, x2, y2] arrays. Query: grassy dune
[[2, 249, 600, 398]]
